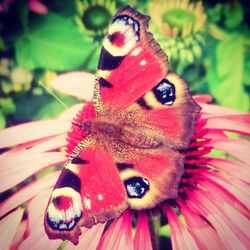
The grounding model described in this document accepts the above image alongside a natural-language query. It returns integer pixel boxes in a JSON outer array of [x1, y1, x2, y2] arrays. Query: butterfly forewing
[[136, 72, 201, 148], [96, 6, 168, 111]]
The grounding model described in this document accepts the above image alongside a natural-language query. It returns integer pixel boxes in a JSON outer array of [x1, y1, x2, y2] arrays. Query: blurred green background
[[0, 0, 249, 130]]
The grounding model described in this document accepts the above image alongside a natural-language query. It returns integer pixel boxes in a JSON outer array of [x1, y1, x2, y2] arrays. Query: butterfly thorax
[[79, 117, 166, 150]]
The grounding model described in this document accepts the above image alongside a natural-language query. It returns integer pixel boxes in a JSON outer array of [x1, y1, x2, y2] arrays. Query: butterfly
[[44, 6, 201, 245]]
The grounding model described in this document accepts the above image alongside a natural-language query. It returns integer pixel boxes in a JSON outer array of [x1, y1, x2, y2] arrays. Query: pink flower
[[0, 0, 48, 14], [28, 0, 48, 14], [0, 72, 250, 249]]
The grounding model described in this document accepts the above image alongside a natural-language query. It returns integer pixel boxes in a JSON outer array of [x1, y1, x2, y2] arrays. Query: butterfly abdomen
[[119, 126, 164, 149]]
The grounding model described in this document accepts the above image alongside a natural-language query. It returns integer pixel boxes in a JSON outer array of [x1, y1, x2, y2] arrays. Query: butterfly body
[[44, 6, 201, 245], [77, 105, 171, 152]]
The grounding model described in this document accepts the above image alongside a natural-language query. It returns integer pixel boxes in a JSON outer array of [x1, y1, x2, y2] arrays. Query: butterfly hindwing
[[118, 150, 185, 210], [96, 6, 168, 110]]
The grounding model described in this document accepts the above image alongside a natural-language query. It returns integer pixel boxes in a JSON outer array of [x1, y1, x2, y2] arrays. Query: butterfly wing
[[44, 143, 128, 245], [96, 6, 168, 111], [114, 73, 200, 210], [95, 6, 200, 148], [136, 72, 201, 147], [117, 150, 185, 210]]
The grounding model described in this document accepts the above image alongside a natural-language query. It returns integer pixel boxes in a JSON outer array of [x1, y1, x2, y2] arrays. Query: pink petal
[[178, 200, 226, 249], [187, 186, 250, 248], [65, 224, 105, 250], [202, 171, 250, 210], [164, 205, 199, 250], [207, 158, 250, 183], [27, 188, 51, 234], [28, 0, 48, 14], [58, 103, 83, 121], [97, 210, 133, 250], [193, 95, 213, 104], [28, 134, 66, 153], [205, 114, 250, 135], [20, 227, 61, 250], [19, 188, 61, 249], [207, 138, 250, 164], [0, 171, 60, 217], [200, 103, 242, 117], [10, 220, 28, 250], [223, 203, 250, 239], [0, 150, 65, 192], [0, 208, 24, 250], [201, 177, 249, 217], [133, 212, 152, 250], [0, 120, 70, 148], [203, 130, 228, 140], [51, 72, 95, 101]]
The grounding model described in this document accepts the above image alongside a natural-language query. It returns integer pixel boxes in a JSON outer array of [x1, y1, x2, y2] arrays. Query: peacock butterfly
[[44, 6, 201, 244]]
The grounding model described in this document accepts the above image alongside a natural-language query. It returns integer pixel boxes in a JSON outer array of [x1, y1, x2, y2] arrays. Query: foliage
[[15, 13, 94, 71], [0, 0, 249, 128]]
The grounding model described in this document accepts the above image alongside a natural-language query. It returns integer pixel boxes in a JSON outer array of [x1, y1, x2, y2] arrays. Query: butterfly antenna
[[38, 80, 68, 110]]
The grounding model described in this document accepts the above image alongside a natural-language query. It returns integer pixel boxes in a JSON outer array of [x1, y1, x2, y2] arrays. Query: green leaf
[[34, 96, 76, 120], [0, 110, 6, 129], [47, 0, 78, 17], [206, 34, 249, 111], [159, 224, 171, 237], [224, 3, 243, 29], [243, 50, 250, 86], [206, 3, 223, 24], [0, 97, 16, 115], [15, 13, 93, 71], [1, 80, 13, 94], [13, 92, 76, 122], [84, 43, 101, 72]]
